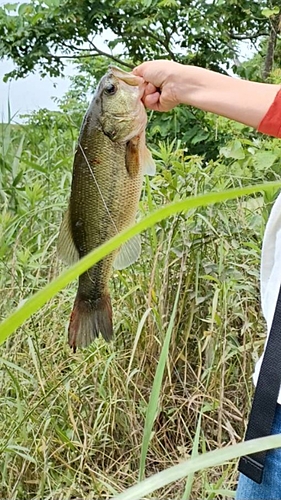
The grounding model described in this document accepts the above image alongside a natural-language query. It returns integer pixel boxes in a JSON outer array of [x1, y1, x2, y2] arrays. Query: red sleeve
[[258, 88, 281, 138]]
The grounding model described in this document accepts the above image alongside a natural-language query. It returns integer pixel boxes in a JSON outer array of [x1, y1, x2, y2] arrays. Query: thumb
[[132, 66, 141, 76], [133, 63, 149, 78]]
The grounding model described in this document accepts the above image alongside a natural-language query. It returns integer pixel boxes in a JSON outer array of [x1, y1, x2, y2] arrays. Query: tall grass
[[0, 117, 281, 499]]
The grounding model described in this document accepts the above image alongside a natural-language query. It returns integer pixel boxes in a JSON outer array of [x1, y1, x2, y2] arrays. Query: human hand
[[134, 59, 280, 131], [133, 60, 185, 112]]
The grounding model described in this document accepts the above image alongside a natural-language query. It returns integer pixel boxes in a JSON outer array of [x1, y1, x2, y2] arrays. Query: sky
[[0, 0, 74, 122], [0, 59, 73, 122], [0, 1, 115, 123]]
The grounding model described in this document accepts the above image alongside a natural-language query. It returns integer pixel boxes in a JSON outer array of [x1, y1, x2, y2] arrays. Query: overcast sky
[[0, 59, 73, 122], [0, 1, 115, 123], [0, 0, 73, 122]]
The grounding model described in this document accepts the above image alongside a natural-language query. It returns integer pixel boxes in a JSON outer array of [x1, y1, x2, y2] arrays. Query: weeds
[[0, 116, 279, 499]]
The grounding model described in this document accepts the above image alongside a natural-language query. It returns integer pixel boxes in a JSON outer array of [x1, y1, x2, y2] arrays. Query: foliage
[[18, 54, 260, 162], [1, 109, 281, 498], [235, 37, 281, 82], [1, 1, 281, 497], [0, 0, 273, 80], [2, 0, 280, 161]]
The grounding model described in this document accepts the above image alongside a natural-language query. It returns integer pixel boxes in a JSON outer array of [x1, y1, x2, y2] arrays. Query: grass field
[[0, 117, 280, 499]]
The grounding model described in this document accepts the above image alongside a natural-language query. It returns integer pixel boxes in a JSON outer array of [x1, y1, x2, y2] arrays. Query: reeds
[[0, 117, 280, 499]]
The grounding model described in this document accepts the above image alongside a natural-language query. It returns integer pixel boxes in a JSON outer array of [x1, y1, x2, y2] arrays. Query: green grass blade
[[113, 434, 281, 500], [0, 352, 94, 453], [0, 181, 280, 344], [139, 275, 182, 480], [127, 308, 152, 376], [181, 412, 202, 500]]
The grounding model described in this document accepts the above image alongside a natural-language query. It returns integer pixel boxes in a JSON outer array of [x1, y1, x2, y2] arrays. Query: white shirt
[[253, 191, 281, 403]]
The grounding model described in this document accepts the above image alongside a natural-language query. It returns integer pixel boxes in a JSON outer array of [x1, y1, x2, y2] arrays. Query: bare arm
[[133, 61, 280, 129]]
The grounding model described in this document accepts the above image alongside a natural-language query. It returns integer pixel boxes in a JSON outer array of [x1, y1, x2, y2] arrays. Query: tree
[[2, 0, 280, 161], [0, 0, 275, 80], [262, 6, 281, 79]]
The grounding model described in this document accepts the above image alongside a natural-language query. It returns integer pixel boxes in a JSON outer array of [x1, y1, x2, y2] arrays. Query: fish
[[58, 65, 156, 351]]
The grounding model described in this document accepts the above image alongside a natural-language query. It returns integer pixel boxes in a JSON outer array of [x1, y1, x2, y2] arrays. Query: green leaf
[[0, 357, 34, 379], [182, 413, 202, 500], [190, 131, 209, 145], [139, 278, 182, 480], [261, 7, 280, 18], [3, 3, 18, 12], [44, 0, 60, 7], [18, 3, 31, 16], [220, 140, 245, 160], [252, 151, 277, 170], [6, 445, 36, 464], [55, 426, 77, 450], [114, 434, 281, 500]]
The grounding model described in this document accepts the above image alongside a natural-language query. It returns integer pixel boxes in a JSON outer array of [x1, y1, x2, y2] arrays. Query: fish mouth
[[108, 65, 145, 98]]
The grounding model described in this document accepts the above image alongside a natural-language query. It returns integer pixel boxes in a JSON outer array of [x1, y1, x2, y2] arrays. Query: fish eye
[[104, 83, 117, 95]]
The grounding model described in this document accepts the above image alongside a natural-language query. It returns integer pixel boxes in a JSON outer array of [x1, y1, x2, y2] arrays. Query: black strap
[[238, 283, 281, 483]]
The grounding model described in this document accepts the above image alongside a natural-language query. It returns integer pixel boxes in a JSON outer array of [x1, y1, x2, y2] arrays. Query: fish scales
[[58, 66, 155, 351], [70, 130, 143, 296]]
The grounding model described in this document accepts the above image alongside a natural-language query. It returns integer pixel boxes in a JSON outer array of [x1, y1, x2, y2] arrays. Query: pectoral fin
[[125, 137, 141, 178], [57, 207, 79, 265], [126, 137, 156, 177], [142, 145, 156, 176], [113, 234, 141, 270]]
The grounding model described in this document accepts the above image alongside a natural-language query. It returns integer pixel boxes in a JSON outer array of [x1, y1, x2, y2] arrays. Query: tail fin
[[68, 294, 113, 351]]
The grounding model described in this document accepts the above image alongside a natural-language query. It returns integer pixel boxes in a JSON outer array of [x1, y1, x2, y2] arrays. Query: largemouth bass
[[58, 66, 155, 351]]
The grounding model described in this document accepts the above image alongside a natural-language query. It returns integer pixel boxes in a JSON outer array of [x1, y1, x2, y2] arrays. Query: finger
[[143, 82, 158, 97], [145, 94, 174, 112], [132, 65, 143, 76], [143, 92, 161, 109], [133, 62, 151, 77]]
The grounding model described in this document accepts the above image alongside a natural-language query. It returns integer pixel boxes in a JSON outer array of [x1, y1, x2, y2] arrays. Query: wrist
[[172, 65, 210, 107], [173, 65, 280, 129]]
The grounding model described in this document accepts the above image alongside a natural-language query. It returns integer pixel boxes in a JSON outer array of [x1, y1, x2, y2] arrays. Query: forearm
[[177, 66, 280, 129]]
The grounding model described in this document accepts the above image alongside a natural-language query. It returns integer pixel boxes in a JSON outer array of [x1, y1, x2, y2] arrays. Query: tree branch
[[228, 31, 268, 40], [161, 22, 177, 61], [263, 14, 281, 80], [141, 26, 175, 60], [47, 52, 104, 60], [87, 39, 133, 68], [43, 43, 134, 68]]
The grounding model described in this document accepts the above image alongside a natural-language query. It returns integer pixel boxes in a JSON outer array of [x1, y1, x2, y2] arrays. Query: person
[[133, 60, 281, 500]]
